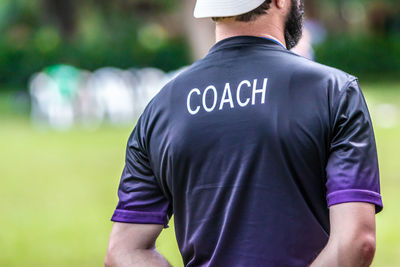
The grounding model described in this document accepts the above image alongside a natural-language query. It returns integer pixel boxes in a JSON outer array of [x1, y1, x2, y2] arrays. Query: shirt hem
[[327, 189, 383, 213], [111, 209, 169, 227]]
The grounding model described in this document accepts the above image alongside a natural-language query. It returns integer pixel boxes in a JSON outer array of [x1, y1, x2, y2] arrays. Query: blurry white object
[[304, 19, 327, 45], [291, 27, 314, 60], [87, 67, 135, 125], [29, 73, 74, 129], [129, 67, 166, 116], [291, 19, 328, 60], [372, 104, 399, 128], [29, 65, 187, 129]]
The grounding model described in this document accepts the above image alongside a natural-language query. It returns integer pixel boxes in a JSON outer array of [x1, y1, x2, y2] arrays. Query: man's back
[[111, 36, 382, 266]]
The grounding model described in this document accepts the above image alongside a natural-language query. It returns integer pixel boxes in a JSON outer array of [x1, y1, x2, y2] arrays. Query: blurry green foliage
[[1, 0, 399, 90], [315, 35, 400, 79], [0, 35, 190, 90], [0, 0, 189, 91]]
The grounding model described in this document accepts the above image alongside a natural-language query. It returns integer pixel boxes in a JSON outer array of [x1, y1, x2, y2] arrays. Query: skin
[[310, 203, 376, 267], [215, 0, 290, 46], [105, 223, 170, 267], [105, 1, 377, 266]]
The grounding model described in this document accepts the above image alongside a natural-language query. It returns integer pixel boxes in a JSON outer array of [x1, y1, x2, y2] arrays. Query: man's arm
[[105, 222, 171, 267], [311, 202, 376, 267]]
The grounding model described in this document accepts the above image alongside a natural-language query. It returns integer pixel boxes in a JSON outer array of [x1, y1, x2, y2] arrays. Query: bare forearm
[[310, 241, 337, 267], [310, 238, 375, 267], [311, 203, 377, 267], [105, 248, 171, 267]]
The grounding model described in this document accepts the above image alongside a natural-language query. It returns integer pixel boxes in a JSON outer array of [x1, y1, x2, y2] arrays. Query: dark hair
[[212, 1, 272, 22]]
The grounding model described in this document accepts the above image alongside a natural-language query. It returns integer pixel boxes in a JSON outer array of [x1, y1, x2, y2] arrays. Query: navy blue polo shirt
[[111, 36, 383, 266]]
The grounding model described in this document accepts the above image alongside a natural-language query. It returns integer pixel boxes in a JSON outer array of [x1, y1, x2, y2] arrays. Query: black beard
[[284, 0, 304, 50]]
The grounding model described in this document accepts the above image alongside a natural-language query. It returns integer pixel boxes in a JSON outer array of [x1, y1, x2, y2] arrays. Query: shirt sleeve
[[326, 79, 383, 213], [111, 116, 172, 227]]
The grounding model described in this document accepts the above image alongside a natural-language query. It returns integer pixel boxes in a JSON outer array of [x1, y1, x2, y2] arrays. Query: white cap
[[194, 0, 266, 18]]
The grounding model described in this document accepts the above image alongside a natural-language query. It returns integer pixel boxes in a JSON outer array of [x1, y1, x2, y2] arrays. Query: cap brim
[[194, 0, 266, 18]]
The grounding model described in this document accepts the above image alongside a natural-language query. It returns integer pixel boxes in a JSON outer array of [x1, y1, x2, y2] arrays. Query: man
[[105, 0, 383, 266]]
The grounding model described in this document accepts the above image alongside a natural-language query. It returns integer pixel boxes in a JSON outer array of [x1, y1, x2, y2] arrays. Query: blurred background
[[0, 0, 399, 266]]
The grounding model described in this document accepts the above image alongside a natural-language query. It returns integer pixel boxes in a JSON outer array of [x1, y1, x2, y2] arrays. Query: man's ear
[[275, 0, 287, 9]]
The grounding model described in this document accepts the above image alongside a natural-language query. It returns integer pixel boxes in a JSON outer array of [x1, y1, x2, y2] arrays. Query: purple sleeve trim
[[111, 209, 169, 227], [327, 189, 383, 213]]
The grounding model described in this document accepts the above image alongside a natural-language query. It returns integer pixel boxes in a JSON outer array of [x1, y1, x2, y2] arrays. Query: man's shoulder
[[285, 51, 356, 84], [267, 51, 359, 99]]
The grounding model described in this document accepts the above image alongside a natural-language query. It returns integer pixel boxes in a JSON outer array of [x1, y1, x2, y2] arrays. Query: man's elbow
[[343, 233, 376, 267], [359, 234, 376, 264]]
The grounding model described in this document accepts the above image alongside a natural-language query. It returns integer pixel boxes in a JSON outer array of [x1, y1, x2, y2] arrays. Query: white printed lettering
[[252, 78, 268, 105], [219, 83, 234, 110], [187, 88, 201, 115], [237, 80, 251, 107], [187, 78, 268, 115], [202, 85, 218, 112]]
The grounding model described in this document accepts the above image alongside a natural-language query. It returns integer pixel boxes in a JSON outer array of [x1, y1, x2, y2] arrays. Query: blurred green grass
[[0, 81, 399, 266]]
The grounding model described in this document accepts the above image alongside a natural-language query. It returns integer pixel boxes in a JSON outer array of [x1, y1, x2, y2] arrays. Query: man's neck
[[215, 16, 286, 48]]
